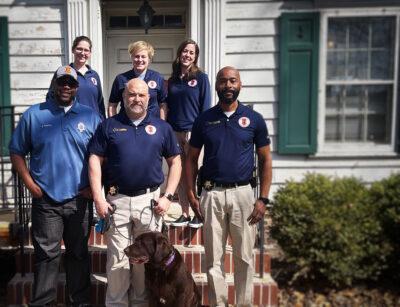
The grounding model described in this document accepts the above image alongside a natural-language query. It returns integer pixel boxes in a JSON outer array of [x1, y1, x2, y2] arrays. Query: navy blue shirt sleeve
[[254, 113, 271, 148], [158, 77, 167, 105], [162, 123, 182, 158], [9, 112, 31, 156], [93, 72, 106, 119], [88, 122, 108, 157], [109, 75, 123, 104], [189, 117, 204, 149], [200, 73, 211, 113]]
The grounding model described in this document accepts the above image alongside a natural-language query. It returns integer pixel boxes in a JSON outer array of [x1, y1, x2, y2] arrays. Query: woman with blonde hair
[[108, 40, 166, 118]]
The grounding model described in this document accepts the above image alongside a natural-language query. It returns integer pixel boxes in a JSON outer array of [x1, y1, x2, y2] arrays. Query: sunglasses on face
[[56, 77, 78, 87]]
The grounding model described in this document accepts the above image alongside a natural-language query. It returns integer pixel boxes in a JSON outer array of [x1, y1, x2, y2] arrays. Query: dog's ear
[[152, 232, 172, 264]]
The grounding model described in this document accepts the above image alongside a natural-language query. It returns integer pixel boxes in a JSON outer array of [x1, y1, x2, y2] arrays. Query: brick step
[[7, 272, 278, 306], [23, 224, 234, 247], [16, 245, 272, 275]]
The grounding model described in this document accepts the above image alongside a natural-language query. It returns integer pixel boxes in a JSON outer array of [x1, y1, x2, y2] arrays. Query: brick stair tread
[[16, 245, 272, 275], [7, 272, 278, 306]]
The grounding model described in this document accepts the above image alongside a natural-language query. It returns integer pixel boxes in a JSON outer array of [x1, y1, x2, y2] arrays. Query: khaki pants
[[200, 184, 256, 307], [104, 189, 162, 307]]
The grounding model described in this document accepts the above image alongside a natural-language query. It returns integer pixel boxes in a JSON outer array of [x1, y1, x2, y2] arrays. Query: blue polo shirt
[[88, 112, 181, 190], [46, 64, 105, 119], [9, 98, 102, 202], [190, 103, 270, 183], [109, 69, 166, 118], [166, 71, 211, 132]]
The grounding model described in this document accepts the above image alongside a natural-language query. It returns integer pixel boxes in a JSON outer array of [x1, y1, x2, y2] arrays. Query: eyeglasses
[[56, 78, 78, 87], [75, 47, 91, 54]]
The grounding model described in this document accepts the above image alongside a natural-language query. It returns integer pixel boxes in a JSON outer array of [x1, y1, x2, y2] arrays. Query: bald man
[[88, 78, 181, 306], [186, 67, 272, 306]]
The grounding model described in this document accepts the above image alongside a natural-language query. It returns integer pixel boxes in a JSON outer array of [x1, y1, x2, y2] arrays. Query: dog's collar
[[164, 250, 175, 268]]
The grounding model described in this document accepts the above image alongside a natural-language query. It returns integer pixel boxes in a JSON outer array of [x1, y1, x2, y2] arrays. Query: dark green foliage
[[368, 174, 400, 281], [270, 173, 390, 287]]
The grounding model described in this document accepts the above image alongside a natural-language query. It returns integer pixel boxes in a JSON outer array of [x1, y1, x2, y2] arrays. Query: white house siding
[[0, 0, 67, 112], [222, 0, 400, 195]]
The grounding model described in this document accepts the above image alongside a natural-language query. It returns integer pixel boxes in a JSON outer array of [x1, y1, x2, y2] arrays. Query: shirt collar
[[216, 101, 244, 117], [46, 96, 80, 114], [70, 62, 92, 74], [118, 110, 151, 126]]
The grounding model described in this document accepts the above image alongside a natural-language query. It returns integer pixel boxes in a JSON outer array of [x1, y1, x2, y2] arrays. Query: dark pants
[[29, 195, 93, 306]]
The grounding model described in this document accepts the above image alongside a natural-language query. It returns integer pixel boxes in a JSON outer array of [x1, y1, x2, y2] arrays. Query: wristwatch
[[164, 193, 174, 202], [258, 197, 270, 206]]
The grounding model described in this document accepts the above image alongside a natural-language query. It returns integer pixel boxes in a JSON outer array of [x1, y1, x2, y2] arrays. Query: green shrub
[[270, 173, 390, 287], [368, 173, 400, 281]]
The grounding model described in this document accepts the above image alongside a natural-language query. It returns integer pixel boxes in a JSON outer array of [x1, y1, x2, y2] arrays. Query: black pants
[[29, 195, 93, 306]]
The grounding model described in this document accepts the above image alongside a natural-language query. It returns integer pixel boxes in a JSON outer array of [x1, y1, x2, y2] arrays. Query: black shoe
[[170, 215, 191, 227], [188, 215, 203, 228]]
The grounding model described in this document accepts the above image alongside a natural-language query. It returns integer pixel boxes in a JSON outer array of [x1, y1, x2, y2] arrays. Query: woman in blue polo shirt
[[48, 36, 105, 119], [108, 41, 167, 119], [165, 39, 211, 228]]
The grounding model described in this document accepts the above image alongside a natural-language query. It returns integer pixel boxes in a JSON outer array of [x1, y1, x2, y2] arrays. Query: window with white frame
[[320, 13, 398, 154]]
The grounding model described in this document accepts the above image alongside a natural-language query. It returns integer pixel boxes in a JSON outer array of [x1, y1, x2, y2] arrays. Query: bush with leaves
[[270, 173, 390, 287], [368, 173, 400, 281]]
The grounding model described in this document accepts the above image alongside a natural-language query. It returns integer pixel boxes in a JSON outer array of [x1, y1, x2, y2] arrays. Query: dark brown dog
[[124, 231, 201, 307]]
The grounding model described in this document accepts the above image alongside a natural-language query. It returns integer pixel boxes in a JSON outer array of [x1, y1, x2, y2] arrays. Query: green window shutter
[[278, 13, 319, 154], [0, 17, 11, 156]]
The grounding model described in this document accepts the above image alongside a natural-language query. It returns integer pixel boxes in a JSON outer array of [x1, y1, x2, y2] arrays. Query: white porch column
[[66, 0, 103, 80], [203, 0, 224, 104], [88, 0, 103, 79], [67, 0, 89, 63]]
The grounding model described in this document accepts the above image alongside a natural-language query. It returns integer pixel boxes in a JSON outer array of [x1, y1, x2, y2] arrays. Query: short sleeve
[[88, 122, 108, 156], [162, 123, 181, 158], [9, 113, 31, 156], [108, 76, 122, 105], [189, 117, 204, 149], [254, 113, 271, 148]]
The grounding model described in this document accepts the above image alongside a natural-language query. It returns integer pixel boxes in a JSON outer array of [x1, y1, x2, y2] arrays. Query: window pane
[[127, 16, 141, 27], [371, 50, 393, 79], [326, 85, 342, 114], [325, 116, 341, 141], [344, 115, 363, 141], [347, 51, 368, 79], [328, 19, 347, 49], [348, 21, 368, 48], [367, 114, 390, 143], [346, 85, 364, 113], [371, 18, 395, 48], [327, 51, 346, 80], [110, 16, 126, 28], [368, 85, 392, 114]]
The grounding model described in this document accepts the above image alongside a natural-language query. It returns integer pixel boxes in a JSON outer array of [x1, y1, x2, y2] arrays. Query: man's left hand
[[153, 196, 171, 216], [247, 199, 266, 225], [79, 187, 93, 200]]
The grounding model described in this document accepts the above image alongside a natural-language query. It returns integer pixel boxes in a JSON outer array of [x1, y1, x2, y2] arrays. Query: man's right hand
[[27, 181, 43, 199], [95, 199, 114, 218]]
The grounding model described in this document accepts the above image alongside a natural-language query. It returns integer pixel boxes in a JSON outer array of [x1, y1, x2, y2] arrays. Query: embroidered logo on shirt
[[148, 80, 157, 89], [145, 125, 157, 135], [238, 117, 250, 128], [77, 122, 86, 132], [188, 79, 198, 87], [91, 77, 97, 85]]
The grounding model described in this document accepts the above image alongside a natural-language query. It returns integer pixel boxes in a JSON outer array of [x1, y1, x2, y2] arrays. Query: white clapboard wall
[[0, 0, 66, 107]]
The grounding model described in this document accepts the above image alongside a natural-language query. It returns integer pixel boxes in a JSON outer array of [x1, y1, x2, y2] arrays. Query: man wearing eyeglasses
[[9, 65, 101, 306]]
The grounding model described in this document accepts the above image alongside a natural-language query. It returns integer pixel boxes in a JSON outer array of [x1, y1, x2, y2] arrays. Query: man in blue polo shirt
[[186, 66, 273, 307], [88, 78, 181, 306], [9, 65, 101, 306]]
